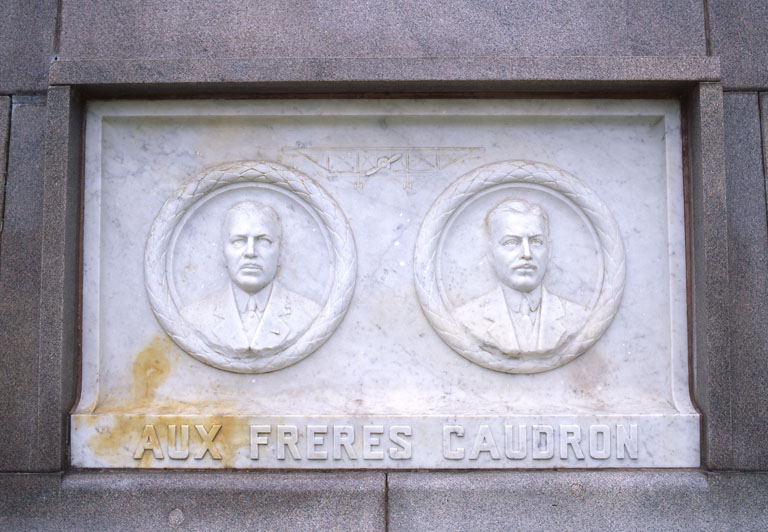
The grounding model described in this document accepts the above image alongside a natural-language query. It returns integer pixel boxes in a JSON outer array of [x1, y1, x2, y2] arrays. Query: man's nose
[[245, 237, 257, 257], [521, 237, 532, 258]]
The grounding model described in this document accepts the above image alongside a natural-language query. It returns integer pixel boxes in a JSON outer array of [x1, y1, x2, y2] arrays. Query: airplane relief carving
[[144, 161, 357, 373], [414, 161, 626, 373], [290, 146, 483, 193]]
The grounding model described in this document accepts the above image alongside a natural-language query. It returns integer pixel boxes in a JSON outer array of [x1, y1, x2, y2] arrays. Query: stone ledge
[[0, 471, 386, 531], [2, 471, 767, 531], [48, 56, 721, 90], [389, 471, 768, 531]]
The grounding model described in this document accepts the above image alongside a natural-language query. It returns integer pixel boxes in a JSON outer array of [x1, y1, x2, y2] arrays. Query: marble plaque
[[72, 99, 699, 468]]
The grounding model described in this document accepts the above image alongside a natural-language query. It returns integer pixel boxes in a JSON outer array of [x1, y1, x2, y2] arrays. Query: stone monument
[[72, 98, 698, 469]]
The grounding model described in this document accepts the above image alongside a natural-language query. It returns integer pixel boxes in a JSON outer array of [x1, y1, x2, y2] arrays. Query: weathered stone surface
[[723, 92, 768, 470], [0, 472, 386, 531], [687, 83, 730, 469], [0, 97, 10, 237], [47, 56, 721, 91], [36, 87, 82, 471], [0, 97, 47, 471], [3, 471, 768, 530], [761, 93, 768, 195], [708, 0, 768, 89], [57, 1, 705, 61], [0, 1, 57, 93], [388, 471, 768, 531]]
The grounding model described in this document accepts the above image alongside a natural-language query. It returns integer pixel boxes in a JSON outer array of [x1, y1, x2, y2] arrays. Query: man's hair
[[222, 201, 283, 244], [484, 198, 549, 237]]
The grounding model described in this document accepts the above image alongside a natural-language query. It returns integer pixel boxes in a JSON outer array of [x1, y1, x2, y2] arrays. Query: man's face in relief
[[488, 210, 550, 293], [223, 205, 281, 293]]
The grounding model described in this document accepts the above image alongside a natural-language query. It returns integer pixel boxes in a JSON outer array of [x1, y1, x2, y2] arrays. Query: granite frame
[[4, 54, 759, 528]]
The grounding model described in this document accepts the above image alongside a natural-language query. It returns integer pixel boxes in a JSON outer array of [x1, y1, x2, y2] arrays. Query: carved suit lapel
[[538, 287, 567, 351], [211, 286, 250, 352], [250, 282, 293, 352], [483, 285, 521, 355]]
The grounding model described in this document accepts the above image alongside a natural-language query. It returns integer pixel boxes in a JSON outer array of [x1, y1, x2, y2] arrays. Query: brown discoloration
[[86, 417, 145, 466], [85, 414, 252, 468], [214, 417, 251, 468], [94, 398, 251, 415], [132, 335, 173, 407]]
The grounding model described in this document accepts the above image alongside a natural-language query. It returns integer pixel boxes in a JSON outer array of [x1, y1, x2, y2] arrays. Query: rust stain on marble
[[132, 335, 173, 407]]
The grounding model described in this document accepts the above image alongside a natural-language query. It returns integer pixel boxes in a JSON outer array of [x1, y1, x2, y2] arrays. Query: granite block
[[3, 471, 768, 531], [57, 1, 705, 62], [0, 97, 48, 471], [0, 97, 10, 236], [723, 92, 768, 470], [687, 83, 730, 469], [35, 87, 83, 471], [388, 471, 768, 531], [0, 472, 385, 531], [761, 93, 768, 199], [708, 0, 768, 89], [0, 0, 57, 93]]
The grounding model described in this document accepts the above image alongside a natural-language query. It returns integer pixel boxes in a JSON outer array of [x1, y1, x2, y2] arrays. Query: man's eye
[[503, 238, 520, 246], [230, 239, 246, 247], [531, 238, 544, 246], [257, 237, 273, 246]]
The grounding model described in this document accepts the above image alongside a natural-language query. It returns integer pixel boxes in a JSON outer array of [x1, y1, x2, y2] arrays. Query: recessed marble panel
[[72, 99, 698, 468]]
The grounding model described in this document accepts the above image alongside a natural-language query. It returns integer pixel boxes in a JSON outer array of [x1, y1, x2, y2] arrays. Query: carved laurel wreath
[[413, 160, 626, 374], [144, 161, 357, 373]]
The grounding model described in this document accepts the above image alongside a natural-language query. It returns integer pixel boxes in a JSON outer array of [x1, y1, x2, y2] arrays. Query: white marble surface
[[72, 99, 698, 468]]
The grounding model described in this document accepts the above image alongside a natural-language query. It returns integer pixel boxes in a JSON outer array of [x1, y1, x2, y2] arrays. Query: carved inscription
[[442, 423, 639, 461], [250, 424, 412, 461], [130, 422, 638, 463], [133, 424, 223, 461], [132, 423, 413, 462]]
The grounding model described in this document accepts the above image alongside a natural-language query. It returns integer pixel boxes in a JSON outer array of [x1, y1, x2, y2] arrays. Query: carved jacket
[[181, 281, 321, 358], [453, 285, 588, 358]]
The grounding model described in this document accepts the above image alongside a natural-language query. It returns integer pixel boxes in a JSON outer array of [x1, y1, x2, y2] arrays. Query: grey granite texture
[[2, 471, 768, 531], [761, 93, 768, 200], [0, 97, 48, 471], [388, 471, 768, 531], [47, 56, 720, 94], [687, 83, 730, 469], [708, 0, 768, 89], [0, 472, 386, 531], [0, 97, 10, 238], [36, 87, 82, 471], [57, 1, 705, 61], [0, 0, 57, 93], [723, 92, 768, 470]]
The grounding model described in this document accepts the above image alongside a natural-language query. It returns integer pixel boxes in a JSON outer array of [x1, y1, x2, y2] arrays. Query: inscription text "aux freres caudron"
[[132, 423, 639, 462]]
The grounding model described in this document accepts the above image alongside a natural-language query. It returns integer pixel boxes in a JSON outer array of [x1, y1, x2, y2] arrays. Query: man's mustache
[[238, 262, 263, 271]]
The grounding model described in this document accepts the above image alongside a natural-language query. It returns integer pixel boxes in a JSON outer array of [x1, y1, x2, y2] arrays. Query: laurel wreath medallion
[[144, 161, 357, 373], [413, 161, 625, 374]]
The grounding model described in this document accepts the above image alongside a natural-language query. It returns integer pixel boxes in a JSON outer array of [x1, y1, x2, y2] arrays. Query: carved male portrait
[[180, 201, 321, 358], [453, 198, 588, 358]]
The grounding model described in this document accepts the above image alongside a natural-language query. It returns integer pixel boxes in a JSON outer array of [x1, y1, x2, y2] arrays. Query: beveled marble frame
[[34, 58, 728, 472]]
